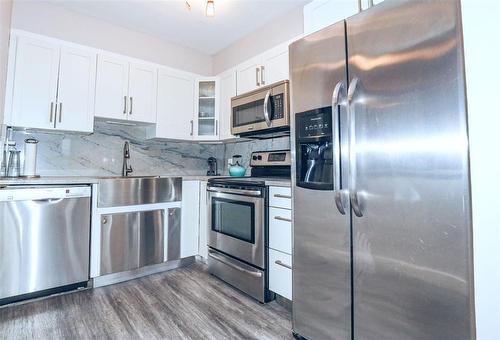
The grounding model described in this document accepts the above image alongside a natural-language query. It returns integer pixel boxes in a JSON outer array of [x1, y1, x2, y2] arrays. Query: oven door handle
[[208, 251, 263, 278], [207, 187, 262, 197]]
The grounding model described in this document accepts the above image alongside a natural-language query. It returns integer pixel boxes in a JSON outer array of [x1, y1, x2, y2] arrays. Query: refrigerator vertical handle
[[332, 81, 348, 215], [347, 78, 363, 218]]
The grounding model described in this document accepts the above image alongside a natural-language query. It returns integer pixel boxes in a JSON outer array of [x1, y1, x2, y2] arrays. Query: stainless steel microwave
[[231, 80, 290, 137]]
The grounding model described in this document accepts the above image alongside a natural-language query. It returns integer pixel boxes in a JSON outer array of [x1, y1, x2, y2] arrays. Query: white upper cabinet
[[304, 0, 360, 36], [236, 43, 290, 95], [95, 54, 157, 124], [236, 57, 261, 95], [56, 47, 96, 132], [193, 78, 219, 141], [5, 34, 96, 132], [218, 69, 237, 141], [8, 36, 60, 130], [128, 63, 157, 123], [95, 54, 130, 121], [261, 42, 290, 86], [152, 68, 195, 140]]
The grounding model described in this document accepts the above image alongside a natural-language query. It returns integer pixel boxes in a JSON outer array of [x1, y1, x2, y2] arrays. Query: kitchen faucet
[[122, 141, 133, 177]]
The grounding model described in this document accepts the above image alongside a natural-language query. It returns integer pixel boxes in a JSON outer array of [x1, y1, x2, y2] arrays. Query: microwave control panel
[[272, 94, 284, 120]]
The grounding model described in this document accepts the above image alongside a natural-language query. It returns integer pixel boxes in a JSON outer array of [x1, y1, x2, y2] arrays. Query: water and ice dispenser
[[295, 107, 334, 190]]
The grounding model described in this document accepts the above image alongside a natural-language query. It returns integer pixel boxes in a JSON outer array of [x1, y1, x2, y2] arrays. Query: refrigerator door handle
[[347, 77, 363, 218], [332, 81, 348, 215]]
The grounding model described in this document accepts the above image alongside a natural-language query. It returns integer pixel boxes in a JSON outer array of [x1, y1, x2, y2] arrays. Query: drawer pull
[[274, 216, 292, 222], [209, 251, 263, 278], [274, 194, 292, 199], [275, 260, 292, 270]]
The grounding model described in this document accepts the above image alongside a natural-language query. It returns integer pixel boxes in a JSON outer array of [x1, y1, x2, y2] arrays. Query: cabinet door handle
[[274, 194, 292, 199], [260, 65, 265, 85], [53, 102, 58, 128], [274, 216, 292, 222], [49, 102, 54, 122], [58, 103, 62, 123], [123, 96, 127, 114], [256, 67, 260, 87], [190, 120, 194, 136], [275, 260, 292, 270], [357, 0, 362, 12], [129, 97, 133, 115], [215, 120, 219, 136]]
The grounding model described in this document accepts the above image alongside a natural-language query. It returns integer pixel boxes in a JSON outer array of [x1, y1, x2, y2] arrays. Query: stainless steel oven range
[[207, 150, 291, 303]]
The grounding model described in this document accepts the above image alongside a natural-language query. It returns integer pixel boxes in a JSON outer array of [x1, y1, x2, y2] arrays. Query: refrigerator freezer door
[[346, 1, 474, 339], [290, 21, 352, 340]]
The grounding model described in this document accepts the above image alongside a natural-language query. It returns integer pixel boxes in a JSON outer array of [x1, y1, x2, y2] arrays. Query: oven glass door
[[208, 190, 265, 268], [212, 198, 255, 243]]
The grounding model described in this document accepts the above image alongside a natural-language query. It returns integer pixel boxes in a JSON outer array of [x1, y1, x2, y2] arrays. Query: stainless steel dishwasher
[[0, 186, 91, 304]]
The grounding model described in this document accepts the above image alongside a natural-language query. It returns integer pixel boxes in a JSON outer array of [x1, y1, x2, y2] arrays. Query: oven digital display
[[268, 153, 286, 162]]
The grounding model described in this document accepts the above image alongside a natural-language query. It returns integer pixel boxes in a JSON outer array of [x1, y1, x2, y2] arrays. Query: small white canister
[[23, 138, 39, 177]]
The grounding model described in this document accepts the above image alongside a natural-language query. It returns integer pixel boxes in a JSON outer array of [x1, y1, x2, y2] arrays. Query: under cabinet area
[[90, 177, 186, 283], [268, 186, 293, 301], [100, 210, 165, 276]]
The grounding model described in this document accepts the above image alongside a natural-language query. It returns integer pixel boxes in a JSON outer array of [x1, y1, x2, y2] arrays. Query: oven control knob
[[252, 155, 258, 161], [257, 155, 262, 160]]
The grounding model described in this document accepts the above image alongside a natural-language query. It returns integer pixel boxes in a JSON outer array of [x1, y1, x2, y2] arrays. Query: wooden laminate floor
[[0, 262, 293, 339]]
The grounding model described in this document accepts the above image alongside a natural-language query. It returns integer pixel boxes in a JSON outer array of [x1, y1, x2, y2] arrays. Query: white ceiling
[[43, 0, 309, 55]]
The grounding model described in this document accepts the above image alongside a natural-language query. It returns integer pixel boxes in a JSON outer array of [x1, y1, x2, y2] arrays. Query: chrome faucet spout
[[122, 141, 133, 177]]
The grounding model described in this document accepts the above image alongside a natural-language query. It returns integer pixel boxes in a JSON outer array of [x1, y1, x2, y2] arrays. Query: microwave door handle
[[347, 77, 363, 218], [332, 81, 348, 215], [263, 90, 272, 127]]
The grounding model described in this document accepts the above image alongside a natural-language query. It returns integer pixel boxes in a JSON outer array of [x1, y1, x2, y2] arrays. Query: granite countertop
[[0, 175, 292, 187]]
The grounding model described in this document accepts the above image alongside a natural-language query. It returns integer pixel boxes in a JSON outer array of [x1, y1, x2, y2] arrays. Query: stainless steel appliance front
[[100, 209, 165, 276], [97, 176, 182, 207], [290, 1, 474, 339], [207, 186, 265, 268], [0, 186, 91, 302], [231, 80, 289, 136], [290, 20, 352, 340]]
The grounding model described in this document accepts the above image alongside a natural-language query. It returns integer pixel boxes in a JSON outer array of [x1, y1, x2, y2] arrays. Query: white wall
[[212, 6, 303, 75], [0, 0, 13, 122], [462, 1, 500, 339], [10, 1, 212, 75]]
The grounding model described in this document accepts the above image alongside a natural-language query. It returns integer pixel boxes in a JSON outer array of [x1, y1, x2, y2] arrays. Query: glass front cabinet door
[[194, 78, 220, 140]]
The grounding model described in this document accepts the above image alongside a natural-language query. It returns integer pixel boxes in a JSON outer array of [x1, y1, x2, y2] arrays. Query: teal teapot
[[228, 155, 246, 177]]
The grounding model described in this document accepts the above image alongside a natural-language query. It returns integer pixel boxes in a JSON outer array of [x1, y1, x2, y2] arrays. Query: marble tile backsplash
[[6, 121, 291, 177], [9, 122, 224, 176]]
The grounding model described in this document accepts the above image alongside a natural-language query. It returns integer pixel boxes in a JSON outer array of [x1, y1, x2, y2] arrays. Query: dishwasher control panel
[[0, 186, 91, 201]]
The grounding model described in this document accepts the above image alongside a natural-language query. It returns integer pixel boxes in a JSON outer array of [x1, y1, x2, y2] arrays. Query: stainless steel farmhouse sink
[[97, 176, 182, 208]]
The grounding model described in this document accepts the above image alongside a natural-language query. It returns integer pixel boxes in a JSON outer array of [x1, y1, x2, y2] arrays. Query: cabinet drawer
[[269, 186, 292, 210], [269, 249, 292, 300], [269, 207, 292, 255]]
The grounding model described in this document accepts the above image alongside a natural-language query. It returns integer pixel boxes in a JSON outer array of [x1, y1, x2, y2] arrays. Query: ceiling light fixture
[[206, 0, 215, 17]]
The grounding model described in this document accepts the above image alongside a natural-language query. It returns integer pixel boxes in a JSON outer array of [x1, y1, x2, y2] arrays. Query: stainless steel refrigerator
[[290, 1, 474, 339]]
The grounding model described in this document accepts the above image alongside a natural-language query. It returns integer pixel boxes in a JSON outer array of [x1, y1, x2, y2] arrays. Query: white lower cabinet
[[180, 180, 209, 260], [269, 249, 292, 300], [269, 207, 292, 254], [268, 185, 293, 300], [181, 180, 200, 258]]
